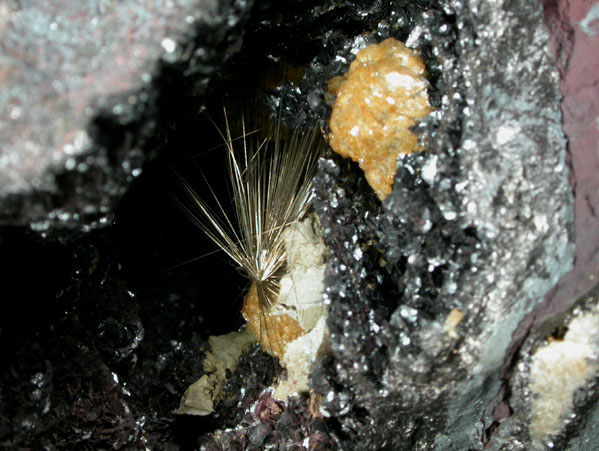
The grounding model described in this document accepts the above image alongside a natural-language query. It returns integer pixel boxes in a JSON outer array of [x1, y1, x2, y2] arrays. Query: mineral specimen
[[528, 304, 599, 443], [1, 0, 596, 449], [241, 215, 329, 399], [327, 38, 434, 200], [178, 330, 256, 416], [312, 0, 576, 447], [242, 284, 306, 359], [0, 0, 250, 232], [242, 215, 328, 360]]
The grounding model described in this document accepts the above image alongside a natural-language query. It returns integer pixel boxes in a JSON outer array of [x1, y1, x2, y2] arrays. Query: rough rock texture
[[492, 290, 599, 450], [530, 0, 599, 343], [0, 0, 596, 449], [0, 0, 251, 232], [0, 237, 206, 448], [199, 392, 334, 450], [311, 0, 577, 448], [487, 0, 599, 448]]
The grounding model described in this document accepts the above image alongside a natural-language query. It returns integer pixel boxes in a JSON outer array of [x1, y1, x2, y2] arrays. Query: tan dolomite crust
[[242, 283, 306, 360], [328, 38, 434, 200]]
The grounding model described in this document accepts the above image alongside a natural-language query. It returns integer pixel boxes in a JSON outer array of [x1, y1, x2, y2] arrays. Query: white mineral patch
[[271, 213, 329, 400], [178, 329, 256, 416], [495, 123, 520, 145], [529, 303, 599, 443], [274, 214, 327, 332], [273, 316, 328, 400], [385, 71, 418, 90]]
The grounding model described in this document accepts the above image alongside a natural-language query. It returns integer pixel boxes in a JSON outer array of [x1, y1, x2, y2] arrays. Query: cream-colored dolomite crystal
[[178, 330, 257, 416], [273, 316, 328, 400], [271, 215, 328, 400], [328, 38, 434, 200], [274, 214, 327, 332], [529, 303, 599, 443]]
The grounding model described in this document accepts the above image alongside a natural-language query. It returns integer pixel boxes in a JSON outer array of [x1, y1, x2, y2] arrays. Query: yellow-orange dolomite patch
[[328, 38, 434, 200], [241, 283, 306, 359]]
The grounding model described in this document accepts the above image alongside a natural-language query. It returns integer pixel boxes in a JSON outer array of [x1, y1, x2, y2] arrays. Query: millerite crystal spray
[[176, 107, 326, 358]]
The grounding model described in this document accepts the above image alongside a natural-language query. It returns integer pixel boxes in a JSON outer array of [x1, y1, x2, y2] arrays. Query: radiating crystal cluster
[[241, 214, 328, 361], [241, 215, 329, 400]]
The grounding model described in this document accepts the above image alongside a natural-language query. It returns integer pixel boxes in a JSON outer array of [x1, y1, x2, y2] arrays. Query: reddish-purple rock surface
[[532, 0, 599, 333]]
